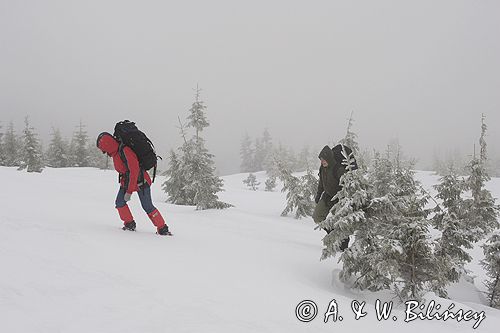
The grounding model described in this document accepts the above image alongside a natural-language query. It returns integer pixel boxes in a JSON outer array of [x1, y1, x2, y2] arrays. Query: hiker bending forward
[[96, 132, 170, 235], [313, 144, 349, 251]]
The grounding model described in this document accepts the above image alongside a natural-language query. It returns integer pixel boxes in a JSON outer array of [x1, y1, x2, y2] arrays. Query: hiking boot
[[157, 225, 171, 236], [122, 221, 136, 231]]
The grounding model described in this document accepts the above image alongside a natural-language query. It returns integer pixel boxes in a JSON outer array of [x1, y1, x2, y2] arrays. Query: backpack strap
[[151, 155, 162, 183], [118, 144, 131, 191]]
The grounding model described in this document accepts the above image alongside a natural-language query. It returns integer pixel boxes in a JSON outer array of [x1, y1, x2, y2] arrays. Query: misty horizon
[[1, 0, 499, 175]]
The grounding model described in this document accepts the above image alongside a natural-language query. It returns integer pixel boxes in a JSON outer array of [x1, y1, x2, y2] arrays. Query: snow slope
[[0, 167, 499, 332]]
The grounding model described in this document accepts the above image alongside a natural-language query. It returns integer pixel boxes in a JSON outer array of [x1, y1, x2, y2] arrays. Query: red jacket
[[97, 133, 152, 194]]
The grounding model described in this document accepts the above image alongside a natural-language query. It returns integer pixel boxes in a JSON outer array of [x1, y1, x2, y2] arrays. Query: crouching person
[[96, 132, 171, 235]]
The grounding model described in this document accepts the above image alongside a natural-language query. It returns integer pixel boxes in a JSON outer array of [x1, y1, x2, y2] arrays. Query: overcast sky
[[1, 0, 499, 174]]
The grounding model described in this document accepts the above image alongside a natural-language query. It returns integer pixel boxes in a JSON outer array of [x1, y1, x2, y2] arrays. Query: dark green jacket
[[316, 145, 344, 207]]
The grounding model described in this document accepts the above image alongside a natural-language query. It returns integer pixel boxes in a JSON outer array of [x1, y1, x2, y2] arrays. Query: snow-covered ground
[[1, 167, 499, 332]]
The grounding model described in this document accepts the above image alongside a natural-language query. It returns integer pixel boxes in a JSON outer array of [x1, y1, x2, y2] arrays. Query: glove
[[315, 191, 322, 204], [124, 192, 132, 202]]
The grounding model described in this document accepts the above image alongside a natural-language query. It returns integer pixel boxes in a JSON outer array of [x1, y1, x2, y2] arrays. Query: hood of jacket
[[97, 132, 119, 156], [318, 145, 335, 166]]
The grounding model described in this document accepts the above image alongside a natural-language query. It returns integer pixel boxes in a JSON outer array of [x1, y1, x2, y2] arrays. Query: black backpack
[[113, 120, 160, 182], [332, 144, 358, 171]]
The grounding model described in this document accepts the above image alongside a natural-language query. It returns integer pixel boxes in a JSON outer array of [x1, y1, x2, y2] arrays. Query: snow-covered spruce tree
[[295, 146, 316, 172], [431, 163, 473, 294], [264, 177, 276, 192], [3, 121, 20, 167], [339, 112, 359, 155], [263, 151, 280, 192], [463, 116, 499, 241], [186, 137, 231, 210], [18, 116, 44, 173], [481, 232, 500, 308], [70, 120, 90, 167], [320, 146, 399, 291], [390, 160, 441, 300], [243, 173, 260, 191], [253, 138, 266, 172], [0, 122, 5, 165], [163, 87, 231, 210], [163, 149, 193, 205], [278, 162, 316, 219], [240, 133, 255, 172], [261, 128, 273, 166], [322, 146, 444, 299], [369, 150, 394, 197], [339, 111, 371, 172], [46, 127, 70, 168]]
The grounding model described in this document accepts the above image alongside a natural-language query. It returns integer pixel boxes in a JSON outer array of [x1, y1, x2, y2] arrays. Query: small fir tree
[[278, 163, 316, 219], [264, 176, 277, 192], [243, 173, 260, 191], [163, 149, 192, 205]]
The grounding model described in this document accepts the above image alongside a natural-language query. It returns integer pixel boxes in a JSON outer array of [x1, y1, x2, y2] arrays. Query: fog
[[1, 0, 499, 175]]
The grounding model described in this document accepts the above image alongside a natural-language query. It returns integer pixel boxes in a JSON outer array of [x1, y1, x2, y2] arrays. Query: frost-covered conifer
[[279, 163, 316, 219], [70, 121, 90, 167], [481, 232, 500, 308], [163, 87, 231, 210], [243, 173, 260, 191], [88, 140, 109, 169], [432, 164, 473, 293], [390, 159, 438, 300], [322, 145, 442, 299], [295, 146, 317, 172], [0, 122, 5, 165], [264, 176, 277, 192], [46, 127, 70, 168], [163, 150, 192, 205], [18, 117, 44, 173], [339, 112, 359, 155], [320, 146, 398, 291], [463, 117, 499, 241], [253, 138, 266, 171], [261, 128, 273, 167], [3, 121, 20, 167], [369, 151, 393, 197], [240, 133, 254, 172]]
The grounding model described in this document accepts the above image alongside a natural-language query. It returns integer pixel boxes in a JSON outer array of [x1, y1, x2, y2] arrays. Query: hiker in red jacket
[[96, 132, 171, 235]]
